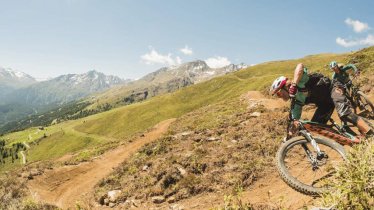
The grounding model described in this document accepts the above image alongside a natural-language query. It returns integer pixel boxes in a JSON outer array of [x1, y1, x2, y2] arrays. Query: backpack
[[306, 73, 331, 89]]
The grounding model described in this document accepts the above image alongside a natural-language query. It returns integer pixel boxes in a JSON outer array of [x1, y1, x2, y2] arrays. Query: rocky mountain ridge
[[2, 70, 128, 106], [0, 67, 37, 88], [92, 60, 248, 108], [0, 69, 129, 127], [141, 60, 247, 84]]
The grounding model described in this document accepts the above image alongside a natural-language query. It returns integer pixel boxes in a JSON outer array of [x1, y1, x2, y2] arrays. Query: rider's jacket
[[291, 68, 332, 120], [332, 64, 358, 84]]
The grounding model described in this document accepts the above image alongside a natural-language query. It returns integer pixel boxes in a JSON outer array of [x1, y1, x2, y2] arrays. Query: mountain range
[[0, 67, 37, 88], [0, 61, 247, 132], [88, 60, 248, 108], [0, 67, 37, 100], [0, 69, 129, 126]]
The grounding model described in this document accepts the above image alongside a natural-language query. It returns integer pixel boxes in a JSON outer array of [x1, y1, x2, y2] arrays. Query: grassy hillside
[[1, 46, 374, 209], [93, 97, 287, 206], [91, 48, 374, 207], [74, 52, 349, 140], [1, 47, 369, 172]]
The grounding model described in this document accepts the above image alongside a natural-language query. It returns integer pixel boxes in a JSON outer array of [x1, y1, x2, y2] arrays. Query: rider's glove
[[288, 84, 297, 98]]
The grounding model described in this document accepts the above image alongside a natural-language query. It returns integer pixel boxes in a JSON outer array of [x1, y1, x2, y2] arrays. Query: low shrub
[[320, 138, 374, 209]]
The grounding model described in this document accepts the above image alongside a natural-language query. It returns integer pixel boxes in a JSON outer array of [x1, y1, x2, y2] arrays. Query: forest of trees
[[0, 140, 26, 164], [0, 78, 193, 135], [0, 101, 115, 135]]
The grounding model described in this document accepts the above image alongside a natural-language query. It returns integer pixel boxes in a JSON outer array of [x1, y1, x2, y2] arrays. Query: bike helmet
[[270, 76, 288, 95], [329, 61, 338, 69]]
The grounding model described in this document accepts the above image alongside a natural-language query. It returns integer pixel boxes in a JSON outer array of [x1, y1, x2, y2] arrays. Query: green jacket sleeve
[[342, 64, 358, 73], [291, 103, 303, 120], [291, 92, 306, 120]]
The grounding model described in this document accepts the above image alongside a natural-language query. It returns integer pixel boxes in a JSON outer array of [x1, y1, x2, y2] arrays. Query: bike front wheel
[[276, 136, 346, 196]]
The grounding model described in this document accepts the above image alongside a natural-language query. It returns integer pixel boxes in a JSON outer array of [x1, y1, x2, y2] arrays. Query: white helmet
[[329, 61, 338, 69], [270, 76, 288, 95]]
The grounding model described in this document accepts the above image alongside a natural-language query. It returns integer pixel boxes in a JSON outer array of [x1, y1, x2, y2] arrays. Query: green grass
[[27, 131, 99, 162], [1, 127, 56, 145], [320, 138, 374, 209]]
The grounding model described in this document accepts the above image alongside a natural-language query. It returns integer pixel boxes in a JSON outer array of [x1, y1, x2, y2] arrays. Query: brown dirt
[[133, 172, 314, 210], [27, 118, 176, 209], [241, 91, 287, 110], [242, 173, 314, 208]]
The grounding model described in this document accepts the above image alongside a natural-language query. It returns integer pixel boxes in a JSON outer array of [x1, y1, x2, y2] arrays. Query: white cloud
[[141, 47, 182, 66], [205, 56, 231, 68], [336, 34, 374, 47], [180, 45, 193, 55], [345, 18, 369, 33]]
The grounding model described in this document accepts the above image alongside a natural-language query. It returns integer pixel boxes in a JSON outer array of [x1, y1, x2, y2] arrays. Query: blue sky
[[0, 0, 373, 80]]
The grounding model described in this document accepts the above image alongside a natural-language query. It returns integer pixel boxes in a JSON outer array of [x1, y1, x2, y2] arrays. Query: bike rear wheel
[[362, 117, 374, 130], [356, 91, 374, 119], [276, 136, 346, 196]]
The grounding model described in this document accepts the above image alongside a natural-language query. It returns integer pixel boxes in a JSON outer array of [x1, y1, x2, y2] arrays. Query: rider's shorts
[[331, 81, 353, 117]]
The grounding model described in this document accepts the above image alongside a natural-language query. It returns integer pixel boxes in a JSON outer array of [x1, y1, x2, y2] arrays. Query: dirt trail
[[241, 91, 287, 110], [28, 118, 176, 209], [242, 172, 314, 208], [147, 172, 313, 210]]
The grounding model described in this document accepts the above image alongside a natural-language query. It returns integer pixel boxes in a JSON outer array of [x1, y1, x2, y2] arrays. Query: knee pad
[[341, 113, 359, 125]]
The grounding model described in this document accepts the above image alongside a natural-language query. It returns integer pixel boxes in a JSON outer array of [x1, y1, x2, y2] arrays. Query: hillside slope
[[87, 47, 373, 209], [28, 119, 175, 209], [2, 47, 374, 209], [74, 51, 348, 140], [1, 48, 353, 174], [86, 61, 246, 109]]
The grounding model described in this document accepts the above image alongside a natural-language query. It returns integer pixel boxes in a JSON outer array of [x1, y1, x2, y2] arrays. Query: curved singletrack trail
[[28, 118, 175, 209], [144, 172, 313, 210]]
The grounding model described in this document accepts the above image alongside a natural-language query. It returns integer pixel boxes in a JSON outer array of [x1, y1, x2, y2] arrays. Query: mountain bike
[[276, 99, 374, 196], [344, 79, 374, 119]]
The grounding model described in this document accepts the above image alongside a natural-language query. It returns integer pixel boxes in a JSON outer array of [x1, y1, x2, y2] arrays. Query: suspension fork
[[299, 129, 326, 170], [300, 130, 322, 155]]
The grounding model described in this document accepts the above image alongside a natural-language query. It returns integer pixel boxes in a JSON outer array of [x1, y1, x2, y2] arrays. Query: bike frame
[[301, 120, 361, 146]]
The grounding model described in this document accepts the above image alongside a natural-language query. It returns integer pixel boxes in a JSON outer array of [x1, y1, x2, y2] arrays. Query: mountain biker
[[329, 61, 373, 136], [270, 63, 335, 126]]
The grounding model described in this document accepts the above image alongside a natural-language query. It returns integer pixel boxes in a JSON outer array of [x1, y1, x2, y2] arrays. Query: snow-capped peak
[[0, 67, 33, 79], [54, 70, 124, 87], [0, 67, 37, 88]]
